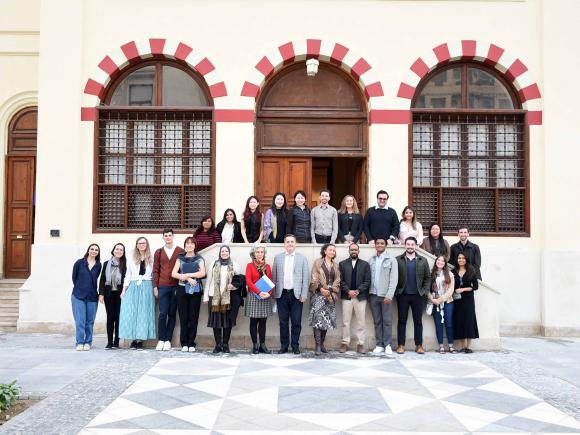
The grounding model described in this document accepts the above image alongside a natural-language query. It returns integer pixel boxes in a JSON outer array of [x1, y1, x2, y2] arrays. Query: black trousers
[[314, 234, 332, 244], [176, 288, 202, 347], [277, 289, 303, 350], [397, 292, 424, 346], [249, 318, 267, 344], [104, 291, 121, 344]]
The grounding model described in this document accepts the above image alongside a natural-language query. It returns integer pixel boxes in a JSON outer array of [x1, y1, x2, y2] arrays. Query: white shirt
[[351, 259, 358, 269], [163, 245, 176, 259], [283, 253, 295, 289], [221, 223, 235, 244]]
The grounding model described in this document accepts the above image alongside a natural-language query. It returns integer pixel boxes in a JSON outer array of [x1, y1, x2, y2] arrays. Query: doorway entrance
[[3, 107, 37, 278], [255, 61, 368, 211]]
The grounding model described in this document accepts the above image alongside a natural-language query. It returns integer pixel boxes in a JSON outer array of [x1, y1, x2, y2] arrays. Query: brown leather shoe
[[339, 343, 348, 353], [356, 344, 366, 354], [415, 345, 425, 354], [396, 345, 405, 354]]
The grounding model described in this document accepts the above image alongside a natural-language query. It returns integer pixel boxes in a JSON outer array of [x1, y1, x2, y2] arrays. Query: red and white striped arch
[[239, 39, 407, 124], [395, 40, 542, 125], [80, 38, 229, 121]]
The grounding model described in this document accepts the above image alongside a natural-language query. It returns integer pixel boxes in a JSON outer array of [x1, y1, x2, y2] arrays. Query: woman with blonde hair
[[119, 237, 156, 349], [337, 194, 363, 244]]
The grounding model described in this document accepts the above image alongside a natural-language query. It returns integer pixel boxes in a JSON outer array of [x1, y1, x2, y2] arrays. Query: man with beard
[[450, 227, 482, 280], [368, 236, 398, 355], [339, 243, 371, 354], [395, 237, 431, 354]]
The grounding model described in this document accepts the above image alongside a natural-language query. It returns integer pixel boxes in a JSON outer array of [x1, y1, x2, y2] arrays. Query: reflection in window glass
[[415, 68, 462, 109], [468, 68, 514, 109], [412, 124, 433, 155], [413, 159, 433, 187], [163, 66, 208, 106], [110, 66, 156, 106]]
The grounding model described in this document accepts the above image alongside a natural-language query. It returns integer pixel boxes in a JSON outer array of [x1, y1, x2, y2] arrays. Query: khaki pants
[[341, 298, 367, 345]]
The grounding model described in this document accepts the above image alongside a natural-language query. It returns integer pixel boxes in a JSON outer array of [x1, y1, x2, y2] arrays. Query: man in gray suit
[[272, 234, 310, 354]]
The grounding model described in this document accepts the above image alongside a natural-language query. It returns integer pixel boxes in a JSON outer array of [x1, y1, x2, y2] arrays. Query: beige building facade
[[1, 0, 579, 341]]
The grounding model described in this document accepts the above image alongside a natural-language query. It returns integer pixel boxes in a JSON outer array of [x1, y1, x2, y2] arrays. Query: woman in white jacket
[[119, 237, 156, 349]]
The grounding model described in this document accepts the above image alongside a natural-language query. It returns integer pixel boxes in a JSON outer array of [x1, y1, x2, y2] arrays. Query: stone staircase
[[0, 279, 24, 332]]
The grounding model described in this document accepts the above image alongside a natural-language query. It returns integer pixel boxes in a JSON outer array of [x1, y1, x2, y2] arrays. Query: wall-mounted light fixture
[[306, 58, 319, 77]]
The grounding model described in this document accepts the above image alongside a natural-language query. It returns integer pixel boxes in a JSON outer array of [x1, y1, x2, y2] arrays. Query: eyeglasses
[[378, 197, 388, 201]]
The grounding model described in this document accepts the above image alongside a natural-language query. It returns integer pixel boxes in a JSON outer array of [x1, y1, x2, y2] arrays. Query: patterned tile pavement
[[80, 357, 580, 434]]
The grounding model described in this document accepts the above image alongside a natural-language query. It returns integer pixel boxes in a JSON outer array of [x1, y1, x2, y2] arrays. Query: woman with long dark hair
[[194, 215, 222, 253], [204, 245, 241, 353], [172, 236, 206, 352], [71, 243, 102, 351], [216, 208, 243, 244], [98, 243, 126, 349], [241, 195, 264, 243], [308, 243, 341, 355], [244, 245, 273, 354], [428, 255, 456, 354], [119, 237, 156, 350], [264, 192, 288, 243], [337, 194, 363, 243], [421, 223, 450, 260], [286, 190, 311, 243], [452, 253, 479, 353], [397, 206, 423, 246]]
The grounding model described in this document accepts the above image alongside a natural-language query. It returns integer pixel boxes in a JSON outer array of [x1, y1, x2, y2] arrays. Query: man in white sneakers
[[368, 236, 398, 354]]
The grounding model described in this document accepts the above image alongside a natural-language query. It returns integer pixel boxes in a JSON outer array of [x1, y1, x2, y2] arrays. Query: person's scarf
[[212, 255, 234, 312], [105, 257, 122, 289], [271, 212, 278, 240], [253, 258, 266, 277]]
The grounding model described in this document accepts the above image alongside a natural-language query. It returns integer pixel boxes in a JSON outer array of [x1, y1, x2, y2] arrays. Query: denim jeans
[[157, 286, 178, 342], [71, 295, 98, 345], [433, 302, 454, 346]]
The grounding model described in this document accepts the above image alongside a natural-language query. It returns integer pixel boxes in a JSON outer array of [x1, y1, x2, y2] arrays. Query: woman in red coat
[[244, 245, 273, 354]]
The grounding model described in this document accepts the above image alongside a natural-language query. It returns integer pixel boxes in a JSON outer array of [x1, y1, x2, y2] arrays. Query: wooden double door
[[3, 107, 37, 278]]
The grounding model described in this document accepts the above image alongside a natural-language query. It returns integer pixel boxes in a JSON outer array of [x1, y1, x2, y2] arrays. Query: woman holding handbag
[[308, 243, 341, 355], [427, 255, 456, 354]]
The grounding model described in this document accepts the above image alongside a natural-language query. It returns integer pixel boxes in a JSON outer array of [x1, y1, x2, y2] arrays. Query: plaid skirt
[[244, 293, 273, 318]]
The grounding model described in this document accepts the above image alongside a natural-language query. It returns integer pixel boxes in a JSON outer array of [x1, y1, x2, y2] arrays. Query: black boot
[[314, 329, 322, 356], [105, 342, 113, 350], [113, 338, 120, 349], [259, 343, 271, 354], [213, 328, 222, 353], [320, 330, 328, 353], [252, 343, 259, 354], [222, 327, 231, 353]]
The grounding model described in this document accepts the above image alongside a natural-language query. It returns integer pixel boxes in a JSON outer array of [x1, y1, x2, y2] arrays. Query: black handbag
[[232, 274, 247, 298]]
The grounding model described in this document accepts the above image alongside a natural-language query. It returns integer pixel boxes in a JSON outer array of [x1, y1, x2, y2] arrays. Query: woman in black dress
[[452, 253, 479, 353], [98, 243, 127, 349], [241, 196, 264, 243], [337, 194, 363, 244]]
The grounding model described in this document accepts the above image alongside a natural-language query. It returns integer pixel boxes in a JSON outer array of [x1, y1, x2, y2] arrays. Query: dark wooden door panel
[[256, 157, 312, 208]]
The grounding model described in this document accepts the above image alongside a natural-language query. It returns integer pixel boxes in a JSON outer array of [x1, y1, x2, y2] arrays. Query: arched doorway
[[255, 62, 368, 211], [3, 106, 37, 278]]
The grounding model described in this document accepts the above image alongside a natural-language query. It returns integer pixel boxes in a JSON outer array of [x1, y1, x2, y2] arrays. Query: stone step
[[0, 313, 18, 320], [0, 280, 25, 289], [0, 320, 17, 327], [0, 325, 17, 332], [0, 308, 18, 315], [0, 294, 20, 300]]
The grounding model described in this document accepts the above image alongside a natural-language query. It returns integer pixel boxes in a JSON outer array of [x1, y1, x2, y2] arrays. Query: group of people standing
[[70, 189, 482, 355]]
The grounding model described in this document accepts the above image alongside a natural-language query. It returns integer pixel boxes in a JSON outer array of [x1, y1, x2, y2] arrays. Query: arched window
[[411, 62, 528, 235], [95, 61, 214, 231]]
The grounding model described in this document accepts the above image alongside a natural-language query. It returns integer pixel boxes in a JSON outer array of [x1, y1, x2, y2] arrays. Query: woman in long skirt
[[308, 243, 341, 355], [244, 245, 273, 354], [204, 245, 241, 353], [452, 253, 479, 353], [119, 237, 156, 349]]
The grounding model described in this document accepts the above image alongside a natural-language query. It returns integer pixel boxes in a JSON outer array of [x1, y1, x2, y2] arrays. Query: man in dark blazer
[[339, 243, 371, 353], [450, 227, 482, 280], [272, 234, 310, 354], [395, 236, 431, 354]]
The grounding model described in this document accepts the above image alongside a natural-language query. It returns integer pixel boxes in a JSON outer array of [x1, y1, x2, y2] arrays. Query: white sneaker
[[372, 346, 385, 354], [384, 345, 393, 355], [83, 344, 91, 351], [155, 341, 164, 351], [163, 341, 171, 351], [188, 346, 196, 352], [181, 346, 189, 352], [76, 344, 84, 351]]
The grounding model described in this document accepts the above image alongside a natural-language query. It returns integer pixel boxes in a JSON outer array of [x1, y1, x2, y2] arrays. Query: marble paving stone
[[92, 412, 202, 430], [444, 388, 540, 414], [125, 385, 221, 410]]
